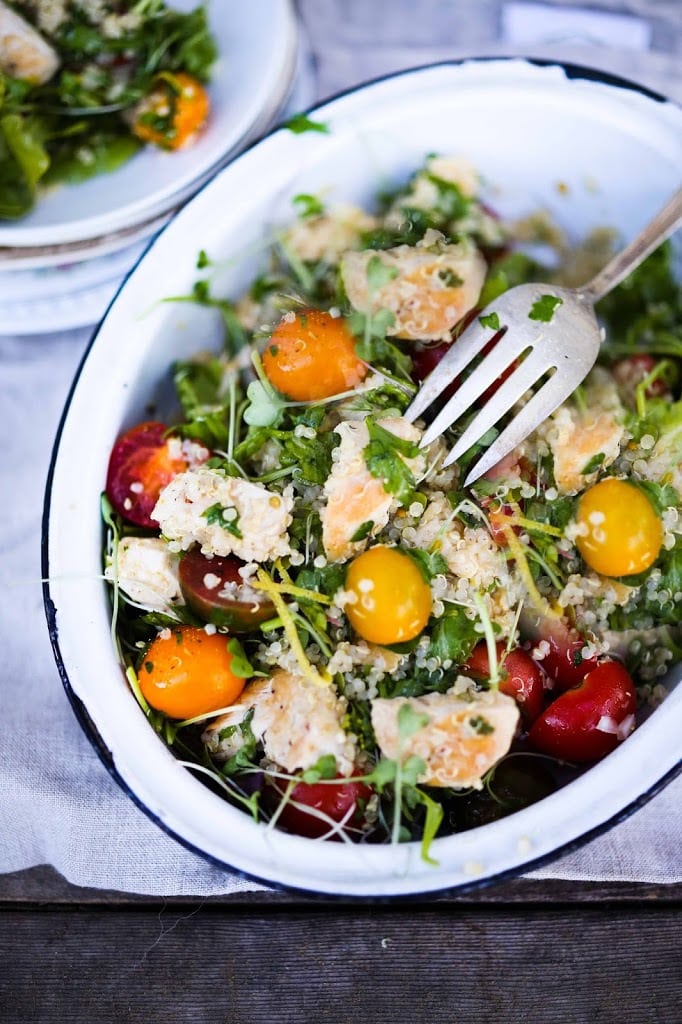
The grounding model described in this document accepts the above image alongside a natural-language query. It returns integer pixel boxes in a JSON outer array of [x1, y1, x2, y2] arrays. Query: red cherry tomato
[[105, 421, 207, 528], [532, 625, 600, 693], [410, 308, 480, 399], [528, 660, 637, 763], [267, 776, 373, 840], [464, 641, 545, 723], [612, 354, 669, 399]]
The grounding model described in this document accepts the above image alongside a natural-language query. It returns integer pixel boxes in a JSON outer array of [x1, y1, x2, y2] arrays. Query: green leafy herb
[[581, 452, 605, 475], [364, 419, 419, 504], [202, 503, 243, 538], [404, 548, 449, 583], [366, 254, 398, 293], [226, 638, 255, 678], [283, 113, 330, 135], [301, 754, 338, 783], [529, 294, 563, 323], [350, 521, 375, 543], [293, 192, 325, 218], [469, 715, 494, 736], [479, 311, 501, 331], [425, 603, 481, 666]]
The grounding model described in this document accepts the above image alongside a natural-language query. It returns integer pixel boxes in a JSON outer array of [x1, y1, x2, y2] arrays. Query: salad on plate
[[0, 0, 216, 219], [102, 153, 681, 855]]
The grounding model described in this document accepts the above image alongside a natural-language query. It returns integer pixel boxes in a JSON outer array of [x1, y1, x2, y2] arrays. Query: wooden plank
[[0, 865, 680, 906], [1, 905, 680, 1023]]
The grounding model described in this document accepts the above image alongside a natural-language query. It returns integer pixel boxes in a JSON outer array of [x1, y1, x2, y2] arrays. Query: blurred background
[[296, 0, 682, 102]]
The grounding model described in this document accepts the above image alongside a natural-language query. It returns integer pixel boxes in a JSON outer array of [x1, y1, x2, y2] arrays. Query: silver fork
[[405, 187, 682, 486]]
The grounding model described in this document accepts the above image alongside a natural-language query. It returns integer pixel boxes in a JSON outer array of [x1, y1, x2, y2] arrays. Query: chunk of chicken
[[341, 230, 486, 341], [283, 203, 378, 265], [152, 468, 293, 563], [536, 367, 625, 495], [202, 669, 357, 776], [0, 3, 59, 84], [371, 689, 519, 788], [321, 416, 425, 563], [104, 536, 183, 614]]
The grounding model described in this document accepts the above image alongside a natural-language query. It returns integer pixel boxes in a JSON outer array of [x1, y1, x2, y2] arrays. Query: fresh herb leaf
[[283, 113, 330, 135], [426, 603, 481, 666], [479, 311, 501, 331], [364, 419, 419, 504], [226, 638, 255, 678], [301, 754, 338, 783], [350, 521, 375, 542], [293, 192, 325, 218], [404, 547, 449, 582], [529, 294, 563, 323], [469, 715, 494, 735], [202, 503, 243, 538], [581, 452, 605, 475]]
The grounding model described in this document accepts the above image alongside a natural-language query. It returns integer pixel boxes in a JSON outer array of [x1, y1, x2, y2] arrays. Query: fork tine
[[419, 325, 543, 449], [438, 348, 554, 466], [404, 317, 495, 424], [459, 370, 587, 485]]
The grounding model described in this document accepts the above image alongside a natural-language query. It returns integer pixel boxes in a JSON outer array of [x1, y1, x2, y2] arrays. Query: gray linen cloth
[[0, 0, 680, 895]]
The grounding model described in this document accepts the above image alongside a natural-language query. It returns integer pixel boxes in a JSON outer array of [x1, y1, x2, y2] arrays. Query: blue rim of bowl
[[42, 56, 682, 900]]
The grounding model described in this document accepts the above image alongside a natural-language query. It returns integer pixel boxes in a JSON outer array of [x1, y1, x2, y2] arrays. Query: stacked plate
[[0, 0, 312, 334]]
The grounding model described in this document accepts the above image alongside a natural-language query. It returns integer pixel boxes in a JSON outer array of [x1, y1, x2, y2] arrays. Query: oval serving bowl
[[43, 60, 682, 898]]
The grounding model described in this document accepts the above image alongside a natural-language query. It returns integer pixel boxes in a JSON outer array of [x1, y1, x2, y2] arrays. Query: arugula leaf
[[404, 548, 449, 582], [363, 419, 419, 504], [426, 603, 481, 666]]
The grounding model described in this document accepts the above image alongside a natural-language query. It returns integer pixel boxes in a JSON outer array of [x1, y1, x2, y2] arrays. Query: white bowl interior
[[46, 60, 682, 896]]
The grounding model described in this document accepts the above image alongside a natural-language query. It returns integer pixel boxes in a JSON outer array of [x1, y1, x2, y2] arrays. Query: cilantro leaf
[[529, 294, 563, 323], [479, 311, 501, 331], [284, 113, 330, 135]]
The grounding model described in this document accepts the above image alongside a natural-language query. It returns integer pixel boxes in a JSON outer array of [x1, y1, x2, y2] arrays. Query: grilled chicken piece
[[0, 2, 59, 84]]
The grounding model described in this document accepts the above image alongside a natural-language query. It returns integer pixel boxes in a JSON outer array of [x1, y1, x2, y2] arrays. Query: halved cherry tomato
[[266, 775, 373, 840], [139, 626, 246, 719], [345, 545, 432, 645], [178, 548, 274, 631], [528, 660, 637, 762], [262, 309, 367, 401], [576, 478, 663, 577], [410, 339, 461, 401], [464, 641, 545, 723], [532, 626, 598, 692], [106, 421, 207, 528], [132, 72, 209, 150], [612, 354, 670, 400]]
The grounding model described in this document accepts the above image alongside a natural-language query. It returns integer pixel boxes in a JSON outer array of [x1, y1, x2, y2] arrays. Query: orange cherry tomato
[[262, 309, 367, 401], [576, 478, 663, 577], [139, 626, 246, 719], [133, 72, 209, 151], [345, 545, 432, 645]]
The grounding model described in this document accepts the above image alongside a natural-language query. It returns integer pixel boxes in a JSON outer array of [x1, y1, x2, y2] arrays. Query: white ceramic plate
[[0, 25, 316, 335], [0, 0, 298, 248], [44, 60, 682, 897]]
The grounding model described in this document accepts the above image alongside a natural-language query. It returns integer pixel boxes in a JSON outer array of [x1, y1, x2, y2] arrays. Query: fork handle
[[582, 187, 682, 303]]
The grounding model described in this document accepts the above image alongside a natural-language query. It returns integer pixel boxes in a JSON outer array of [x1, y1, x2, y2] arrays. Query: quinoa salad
[[102, 154, 682, 853], [0, 1, 216, 218]]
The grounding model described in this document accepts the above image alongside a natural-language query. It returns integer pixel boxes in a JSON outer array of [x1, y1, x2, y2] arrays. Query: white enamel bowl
[[43, 60, 682, 897]]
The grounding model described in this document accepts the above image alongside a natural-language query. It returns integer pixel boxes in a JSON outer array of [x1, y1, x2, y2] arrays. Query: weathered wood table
[[1, 867, 679, 1022]]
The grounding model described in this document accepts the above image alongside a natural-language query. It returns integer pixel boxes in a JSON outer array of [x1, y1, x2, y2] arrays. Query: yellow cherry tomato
[[345, 545, 432, 645], [262, 309, 367, 401], [576, 478, 663, 577], [133, 72, 209, 151], [139, 627, 245, 719]]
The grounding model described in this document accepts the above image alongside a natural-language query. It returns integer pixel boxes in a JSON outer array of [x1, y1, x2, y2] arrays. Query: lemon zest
[[256, 569, 331, 686], [504, 514, 562, 538], [499, 523, 560, 620], [251, 579, 331, 605]]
